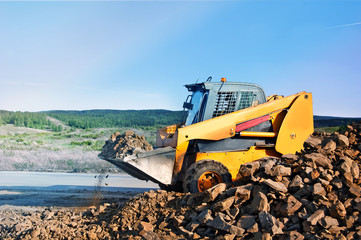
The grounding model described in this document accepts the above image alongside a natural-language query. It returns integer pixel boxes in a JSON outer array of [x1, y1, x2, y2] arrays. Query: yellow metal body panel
[[177, 91, 307, 147], [163, 91, 313, 184], [275, 93, 314, 154], [195, 147, 279, 181], [269, 110, 287, 133], [172, 141, 189, 181]]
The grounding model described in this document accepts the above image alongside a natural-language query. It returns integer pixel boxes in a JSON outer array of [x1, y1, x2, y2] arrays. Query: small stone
[[280, 195, 302, 217], [304, 153, 333, 169], [125, 130, 134, 136], [331, 178, 343, 189], [313, 183, 326, 197], [247, 222, 259, 233], [282, 154, 299, 163], [14, 224, 25, 232], [328, 225, 345, 235], [176, 226, 194, 238], [339, 156, 354, 172], [261, 233, 272, 240], [322, 138, 337, 152], [237, 215, 257, 230], [204, 183, 227, 202], [351, 162, 360, 180], [269, 165, 292, 177], [258, 211, 284, 235], [330, 200, 347, 219], [98, 205, 106, 213], [311, 169, 321, 181], [288, 175, 304, 192], [251, 191, 269, 213], [344, 216, 356, 228], [159, 221, 168, 229], [264, 179, 288, 192], [185, 221, 199, 232], [233, 186, 252, 203], [305, 135, 321, 148], [70, 222, 78, 228], [171, 216, 185, 227], [318, 178, 330, 187], [307, 209, 325, 225], [354, 198, 361, 211], [319, 216, 339, 229], [348, 132, 357, 144], [237, 161, 260, 179], [213, 197, 235, 212], [30, 228, 41, 238], [139, 230, 160, 240], [286, 231, 305, 240], [344, 198, 353, 209], [332, 133, 349, 148], [262, 160, 276, 175], [344, 172, 354, 186], [345, 149, 360, 159], [228, 225, 245, 236], [88, 231, 97, 240], [195, 203, 209, 212], [194, 209, 213, 224], [206, 214, 231, 231], [323, 173, 334, 182], [349, 184, 361, 197], [187, 191, 206, 205], [216, 234, 236, 240]]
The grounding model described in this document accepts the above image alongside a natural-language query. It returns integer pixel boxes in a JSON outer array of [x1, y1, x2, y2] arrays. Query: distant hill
[[44, 111, 361, 129], [44, 109, 184, 129], [1, 109, 360, 131], [313, 115, 361, 128]]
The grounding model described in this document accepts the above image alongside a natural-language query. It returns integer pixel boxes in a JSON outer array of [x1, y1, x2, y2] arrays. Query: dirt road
[[0, 171, 158, 208]]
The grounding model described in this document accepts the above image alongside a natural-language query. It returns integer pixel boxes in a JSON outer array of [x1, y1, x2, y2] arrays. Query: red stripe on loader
[[236, 115, 271, 132]]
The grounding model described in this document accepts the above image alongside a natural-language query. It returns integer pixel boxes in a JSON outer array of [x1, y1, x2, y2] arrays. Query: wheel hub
[[197, 171, 222, 192]]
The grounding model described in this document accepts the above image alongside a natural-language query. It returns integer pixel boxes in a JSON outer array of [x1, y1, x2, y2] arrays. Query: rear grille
[[212, 92, 239, 118], [238, 91, 256, 110]]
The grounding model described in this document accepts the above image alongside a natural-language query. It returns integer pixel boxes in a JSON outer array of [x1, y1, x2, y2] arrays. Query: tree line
[[0, 110, 62, 132], [45, 109, 184, 129], [314, 119, 361, 128], [1, 109, 359, 132], [0, 110, 184, 131]]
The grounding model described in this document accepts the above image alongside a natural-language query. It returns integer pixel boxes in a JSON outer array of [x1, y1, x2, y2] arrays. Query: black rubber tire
[[183, 159, 232, 193]]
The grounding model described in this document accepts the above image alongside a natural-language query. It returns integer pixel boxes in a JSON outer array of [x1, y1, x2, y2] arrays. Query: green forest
[[0, 110, 62, 131], [0, 109, 360, 132], [0, 110, 184, 131], [46, 110, 184, 129]]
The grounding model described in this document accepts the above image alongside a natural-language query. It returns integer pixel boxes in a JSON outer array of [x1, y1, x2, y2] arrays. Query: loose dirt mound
[[2, 122, 361, 239], [99, 130, 153, 159]]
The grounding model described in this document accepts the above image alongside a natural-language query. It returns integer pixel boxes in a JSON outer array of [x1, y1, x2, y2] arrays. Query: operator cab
[[183, 77, 267, 126]]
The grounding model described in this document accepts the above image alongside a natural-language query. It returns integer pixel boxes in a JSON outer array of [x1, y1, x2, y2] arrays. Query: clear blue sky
[[0, 1, 360, 117]]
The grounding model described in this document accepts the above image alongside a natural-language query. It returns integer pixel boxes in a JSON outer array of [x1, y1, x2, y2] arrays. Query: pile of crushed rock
[[99, 130, 153, 159], [1, 122, 361, 239]]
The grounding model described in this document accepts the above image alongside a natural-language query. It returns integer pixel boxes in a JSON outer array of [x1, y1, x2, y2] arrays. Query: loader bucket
[[98, 146, 176, 185]]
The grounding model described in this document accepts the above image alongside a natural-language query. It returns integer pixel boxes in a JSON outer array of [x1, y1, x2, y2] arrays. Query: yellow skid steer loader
[[99, 77, 313, 193]]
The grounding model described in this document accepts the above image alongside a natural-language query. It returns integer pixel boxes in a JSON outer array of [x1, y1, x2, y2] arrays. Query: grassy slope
[[0, 110, 170, 173], [0, 125, 156, 173]]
